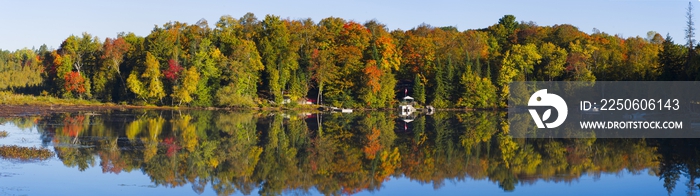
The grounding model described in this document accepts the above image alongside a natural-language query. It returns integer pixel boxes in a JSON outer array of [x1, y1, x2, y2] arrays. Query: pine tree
[[687, 2, 696, 54], [413, 74, 426, 104], [659, 35, 687, 80], [431, 58, 449, 108]]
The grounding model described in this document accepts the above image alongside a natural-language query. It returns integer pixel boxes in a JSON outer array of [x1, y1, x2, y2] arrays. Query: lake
[[0, 109, 697, 195]]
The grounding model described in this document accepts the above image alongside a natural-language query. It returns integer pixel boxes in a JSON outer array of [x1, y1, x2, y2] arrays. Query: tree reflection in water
[[3, 110, 697, 195]]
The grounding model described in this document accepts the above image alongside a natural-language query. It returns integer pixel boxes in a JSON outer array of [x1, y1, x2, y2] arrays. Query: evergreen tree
[[659, 35, 687, 80], [431, 59, 450, 108], [413, 74, 425, 104]]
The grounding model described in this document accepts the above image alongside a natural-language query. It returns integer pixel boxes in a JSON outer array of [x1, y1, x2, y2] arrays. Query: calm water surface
[[0, 110, 696, 195]]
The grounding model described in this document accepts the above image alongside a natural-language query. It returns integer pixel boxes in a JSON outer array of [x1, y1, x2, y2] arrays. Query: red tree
[[163, 59, 183, 82], [64, 71, 86, 95], [101, 37, 130, 69]]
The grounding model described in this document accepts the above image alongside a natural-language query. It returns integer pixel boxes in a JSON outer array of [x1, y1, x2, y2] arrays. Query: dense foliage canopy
[[0, 14, 696, 108]]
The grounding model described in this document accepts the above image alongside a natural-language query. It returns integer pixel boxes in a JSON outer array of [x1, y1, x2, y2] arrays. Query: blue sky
[[0, 0, 693, 51]]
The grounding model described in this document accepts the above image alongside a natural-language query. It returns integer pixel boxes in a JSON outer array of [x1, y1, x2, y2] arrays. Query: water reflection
[[1, 110, 699, 195]]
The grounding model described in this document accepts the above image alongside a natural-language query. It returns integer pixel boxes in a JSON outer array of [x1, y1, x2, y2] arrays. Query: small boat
[[581, 103, 600, 115], [329, 107, 353, 113], [424, 105, 435, 115], [399, 96, 416, 117]]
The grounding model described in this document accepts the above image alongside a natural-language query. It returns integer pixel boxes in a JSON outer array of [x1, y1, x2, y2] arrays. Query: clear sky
[[0, 0, 694, 51]]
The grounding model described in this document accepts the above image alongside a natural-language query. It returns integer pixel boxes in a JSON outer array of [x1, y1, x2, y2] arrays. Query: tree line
[[0, 13, 698, 108]]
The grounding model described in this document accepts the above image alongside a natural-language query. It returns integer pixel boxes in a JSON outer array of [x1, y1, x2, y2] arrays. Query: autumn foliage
[[1, 13, 694, 108], [163, 59, 183, 81], [362, 128, 381, 159], [23, 109, 674, 195], [63, 71, 86, 95]]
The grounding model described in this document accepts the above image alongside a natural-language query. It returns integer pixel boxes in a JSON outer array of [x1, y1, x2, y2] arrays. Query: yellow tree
[[172, 66, 200, 106], [537, 42, 567, 81], [497, 43, 541, 107], [127, 52, 165, 104], [566, 40, 597, 81]]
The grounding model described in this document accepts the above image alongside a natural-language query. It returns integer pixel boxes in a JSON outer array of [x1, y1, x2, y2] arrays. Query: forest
[[0, 13, 696, 108]]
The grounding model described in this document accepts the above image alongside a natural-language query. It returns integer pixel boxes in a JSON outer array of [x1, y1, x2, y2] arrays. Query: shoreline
[[0, 103, 499, 118], [0, 104, 319, 117], [0, 92, 500, 117]]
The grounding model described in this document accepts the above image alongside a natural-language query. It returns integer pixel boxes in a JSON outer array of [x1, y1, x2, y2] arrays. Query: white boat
[[399, 96, 416, 117], [424, 105, 435, 115], [329, 107, 353, 113]]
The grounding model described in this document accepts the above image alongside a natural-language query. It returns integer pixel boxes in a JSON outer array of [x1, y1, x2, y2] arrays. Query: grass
[[0, 145, 54, 161], [0, 126, 54, 161], [0, 91, 105, 106]]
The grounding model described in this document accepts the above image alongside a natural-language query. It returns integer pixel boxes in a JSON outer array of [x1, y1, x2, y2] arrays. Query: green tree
[[659, 35, 687, 80], [498, 15, 518, 37], [490, 15, 519, 52], [287, 70, 310, 103], [213, 15, 265, 107], [457, 67, 497, 109], [97, 37, 131, 101], [686, 1, 696, 55], [59, 33, 101, 77], [430, 58, 453, 108], [258, 15, 299, 104], [0, 49, 43, 92], [286, 19, 317, 102], [57, 33, 101, 98], [190, 39, 223, 106], [412, 74, 425, 104]]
